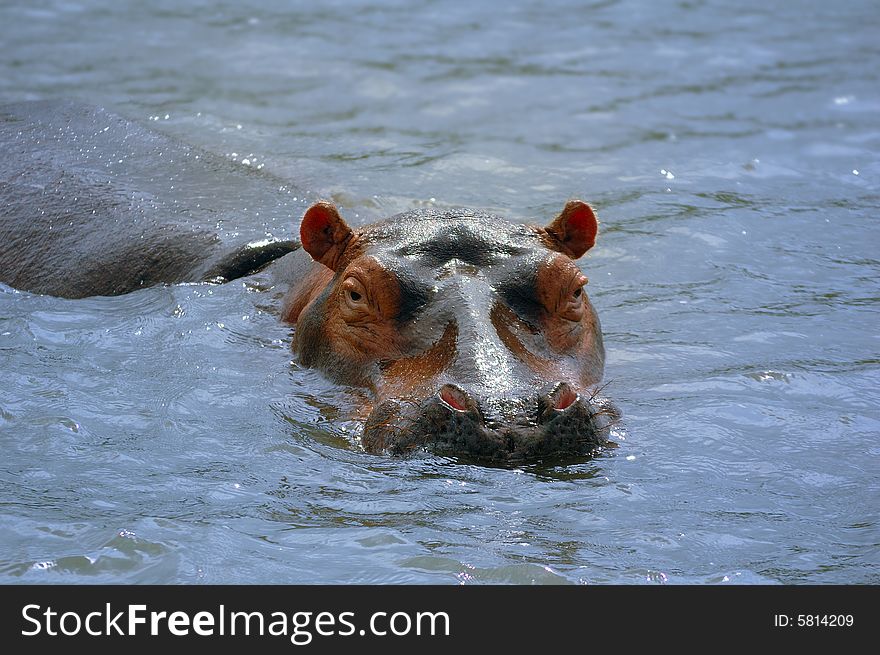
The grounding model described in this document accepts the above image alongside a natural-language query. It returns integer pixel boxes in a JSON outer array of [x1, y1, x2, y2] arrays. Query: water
[[0, 0, 878, 584]]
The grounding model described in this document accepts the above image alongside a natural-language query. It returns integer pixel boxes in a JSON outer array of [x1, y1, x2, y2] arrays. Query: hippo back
[[0, 100, 301, 298]]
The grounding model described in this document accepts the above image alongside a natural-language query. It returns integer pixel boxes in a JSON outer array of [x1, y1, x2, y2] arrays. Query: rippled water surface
[[1, 0, 878, 584]]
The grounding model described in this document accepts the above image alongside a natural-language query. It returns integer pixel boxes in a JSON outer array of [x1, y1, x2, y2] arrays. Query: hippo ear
[[300, 201, 354, 271], [543, 200, 599, 259]]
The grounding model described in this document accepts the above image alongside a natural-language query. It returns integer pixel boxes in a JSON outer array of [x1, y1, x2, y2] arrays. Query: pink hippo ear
[[300, 201, 354, 271], [543, 200, 599, 259]]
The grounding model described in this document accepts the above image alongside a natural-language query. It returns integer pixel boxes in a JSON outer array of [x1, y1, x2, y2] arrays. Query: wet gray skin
[[0, 100, 300, 298]]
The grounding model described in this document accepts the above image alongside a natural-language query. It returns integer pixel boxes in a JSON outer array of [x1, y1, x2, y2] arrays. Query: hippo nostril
[[439, 384, 470, 412], [550, 382, 579, 411]]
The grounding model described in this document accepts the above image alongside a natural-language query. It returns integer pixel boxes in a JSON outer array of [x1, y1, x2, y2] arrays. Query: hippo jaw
[[361, 383, 615, 464]]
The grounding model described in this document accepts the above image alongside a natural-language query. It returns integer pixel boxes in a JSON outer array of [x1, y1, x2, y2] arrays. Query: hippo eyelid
[[341, 276, 370, 308]]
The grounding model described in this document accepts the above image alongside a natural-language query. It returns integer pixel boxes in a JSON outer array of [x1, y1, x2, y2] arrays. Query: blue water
[[0, 0, 878, 584]]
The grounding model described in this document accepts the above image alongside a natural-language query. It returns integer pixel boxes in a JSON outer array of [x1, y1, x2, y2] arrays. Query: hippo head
[[284, 200, 614, 463]]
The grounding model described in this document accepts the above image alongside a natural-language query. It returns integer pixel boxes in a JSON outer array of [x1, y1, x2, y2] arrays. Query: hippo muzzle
[[363, 382, 614, 463]]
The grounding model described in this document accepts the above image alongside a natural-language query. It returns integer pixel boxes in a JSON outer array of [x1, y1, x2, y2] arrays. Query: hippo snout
[[362, 382, 613, 463]]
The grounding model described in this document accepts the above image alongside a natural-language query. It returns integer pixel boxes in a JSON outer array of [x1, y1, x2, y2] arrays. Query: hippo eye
[[569, 274, 588, 302], [341, 277, 369, 311], [560, 274, 588, 321]]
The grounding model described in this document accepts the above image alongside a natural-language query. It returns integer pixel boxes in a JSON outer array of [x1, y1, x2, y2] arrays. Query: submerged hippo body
[[0, 100, 299, 297], [283, 200, 615, 463]]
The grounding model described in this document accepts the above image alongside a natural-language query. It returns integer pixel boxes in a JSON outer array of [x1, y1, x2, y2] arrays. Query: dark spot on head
[[372, 259, 432, 324], [395, 224, 529, 268], [495, 261, 542, 322], [396, 269, 433, 324]]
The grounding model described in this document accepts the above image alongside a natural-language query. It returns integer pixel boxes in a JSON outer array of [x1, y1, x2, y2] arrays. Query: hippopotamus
[[1, 99, 614, 463], [280, 200, 615, 463]]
